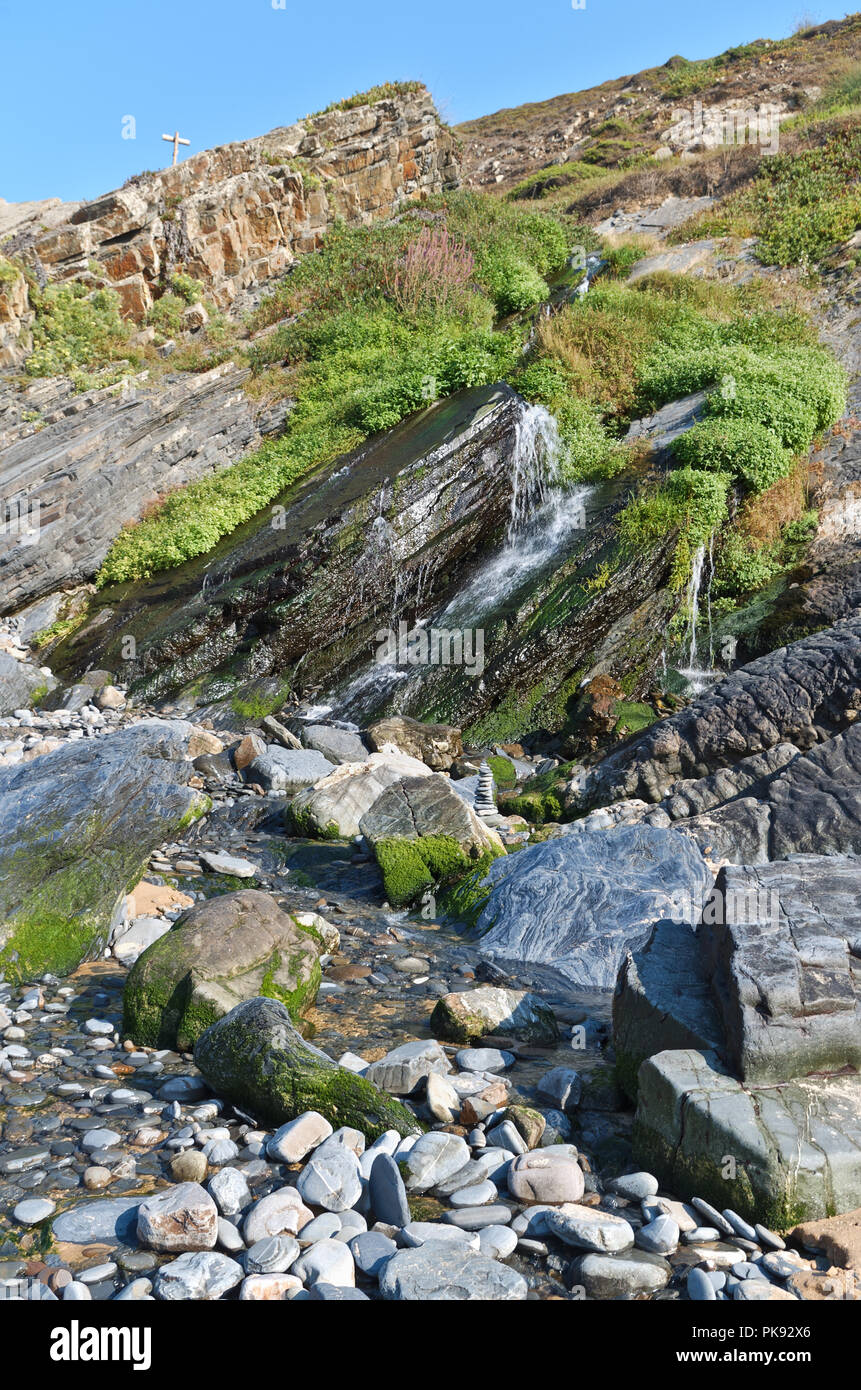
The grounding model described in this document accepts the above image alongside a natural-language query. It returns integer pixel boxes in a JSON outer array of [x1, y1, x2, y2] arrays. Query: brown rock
[[791, 1209, 861, 1272], [234, 731, 267, 770], [188, 729, 224, 758], [170, 1150, 208, 1183], [505, 1104, 546, 1150], [366, 715, 463, 771]]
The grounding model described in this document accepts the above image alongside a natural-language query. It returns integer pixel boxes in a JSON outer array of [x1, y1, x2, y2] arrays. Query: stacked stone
[[474, 761, 497, 819]]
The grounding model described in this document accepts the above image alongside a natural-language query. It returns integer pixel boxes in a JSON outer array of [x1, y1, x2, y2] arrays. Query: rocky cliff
[[2, 86, 459, 333]]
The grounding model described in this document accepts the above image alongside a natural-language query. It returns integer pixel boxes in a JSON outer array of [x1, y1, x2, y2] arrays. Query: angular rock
[[123, 890, 321, 1050], [300, 725, 369, 765], [634, 1047, 861, 1224], [476, 826, 712, 989], [700, 859, 861, 1084], [366, 716, 462, 771], [290, 750, 432, 838], [363, 1039, 452, 1096], [136, 1182, 218, 1253], [194, 996, 418, 1140], [430, 986, 558, 1045], [247, 747, 334, 794], [359, 773, 502, 858]]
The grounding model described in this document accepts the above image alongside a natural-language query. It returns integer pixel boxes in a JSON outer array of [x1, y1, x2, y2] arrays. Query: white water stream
[[307, 403, 593, 723]]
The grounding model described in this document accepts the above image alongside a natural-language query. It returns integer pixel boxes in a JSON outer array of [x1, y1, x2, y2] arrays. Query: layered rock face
[[6, 88, 459, 322], [572, 617, 861, 809], [615, 858, 861, 1221], [53, 384, 527, 704], [0, 366, 289, 614]]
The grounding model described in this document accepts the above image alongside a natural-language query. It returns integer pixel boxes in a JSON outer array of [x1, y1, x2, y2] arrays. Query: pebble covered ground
[[2, 871, 856, 1303]]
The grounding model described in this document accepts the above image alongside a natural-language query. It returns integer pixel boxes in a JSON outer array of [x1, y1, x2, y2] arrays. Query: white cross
[[162, 130, 190, 166]]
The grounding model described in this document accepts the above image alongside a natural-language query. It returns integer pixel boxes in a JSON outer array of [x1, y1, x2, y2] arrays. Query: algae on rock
[[194, 995, 421, 1140]]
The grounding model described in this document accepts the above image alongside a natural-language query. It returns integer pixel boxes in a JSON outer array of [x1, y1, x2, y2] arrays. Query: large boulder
[[430, 985, 558, 1045], [634, 1047, 861, 1225], [572, 618, 861, 809], [123, 890, 321, 1050], [672, 723, 861, 865], [359, 773, 504, 908], [246, 746, 333, 794], [194, 996, 420, 1141], [289, 750, 431, 839], [613, 920, 724, 1101], [475, 825, 712, 989], [366, 716, 463, 771], [0, 720, 204, 982], [359, 774, 501, 857], [700, 858, 861, 1084]]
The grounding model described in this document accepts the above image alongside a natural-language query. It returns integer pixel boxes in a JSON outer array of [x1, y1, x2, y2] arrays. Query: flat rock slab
[[635, 1048, 861, 1225], [52, 1198, 142, 1246], [379, 1239, 527, 1300], [476, 825, 712, 989]]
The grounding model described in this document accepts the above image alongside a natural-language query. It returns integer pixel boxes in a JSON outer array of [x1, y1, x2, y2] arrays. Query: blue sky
[[1, 0, 826, 203]]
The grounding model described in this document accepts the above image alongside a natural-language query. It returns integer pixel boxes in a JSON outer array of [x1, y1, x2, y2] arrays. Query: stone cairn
[[474, 761, 497, 819]]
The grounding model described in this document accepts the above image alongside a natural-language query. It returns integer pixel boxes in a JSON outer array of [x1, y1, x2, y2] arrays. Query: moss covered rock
[[430, 985, 559, 1045], [123, 890, 321, 1050], [194, 995, 420, 1140], [0, 720, 205, 984]]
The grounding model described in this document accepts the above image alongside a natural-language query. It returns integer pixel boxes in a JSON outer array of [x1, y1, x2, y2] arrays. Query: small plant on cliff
[[384, 224, 476, 319], [25, 282, 131, 378]]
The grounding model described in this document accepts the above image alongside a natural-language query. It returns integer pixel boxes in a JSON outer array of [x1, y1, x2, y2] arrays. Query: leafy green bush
[[619, 467, 731, 589], [603, 242, 649, 279], [680, 124, 861, 267], [26, 282, 130, 378], [671, 418, 792, 493], [479, 246, 548, 313], [705, 348, 847, 451], [149, 293, 185, 335], [712, 532, 781, 599]]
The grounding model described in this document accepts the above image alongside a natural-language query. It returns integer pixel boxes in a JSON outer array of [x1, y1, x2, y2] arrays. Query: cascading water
[[312, 402, 593, 723], [678, 538, 718, 694]]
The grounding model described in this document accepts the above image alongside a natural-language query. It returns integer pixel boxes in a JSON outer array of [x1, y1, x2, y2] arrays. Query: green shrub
[[603, 243, 649, 279], [619, 467, 731, 589], [671, 418, 792, 494], [149, 292, 185, 335], [713, 532, 781, 599], [169, 272, 205, 304], [26, 282, 130, 378], [479, 246, 548, 313]]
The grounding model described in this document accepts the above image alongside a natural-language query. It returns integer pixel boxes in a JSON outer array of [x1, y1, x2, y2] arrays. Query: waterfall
[[316, 400, 592, 722], [508, 403, 561, 541], [679, 539, 718, 694]]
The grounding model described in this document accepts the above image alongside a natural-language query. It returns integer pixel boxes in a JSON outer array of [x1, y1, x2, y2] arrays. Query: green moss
[[374, 839, 436, 908], [633, 1119, 807, 1231], [487, 755, 516, 790], [613, 701, 655, 736]]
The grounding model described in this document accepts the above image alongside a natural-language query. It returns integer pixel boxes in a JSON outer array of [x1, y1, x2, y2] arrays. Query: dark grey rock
[[476, 825, 712, 989], [368, 1152, 410, 1227]]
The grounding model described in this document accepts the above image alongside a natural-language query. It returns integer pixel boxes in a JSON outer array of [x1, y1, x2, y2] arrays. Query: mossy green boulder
[[0, 720, 205, 984], [123, 889, 321, 1051], [194, 995, 420, 1140]]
